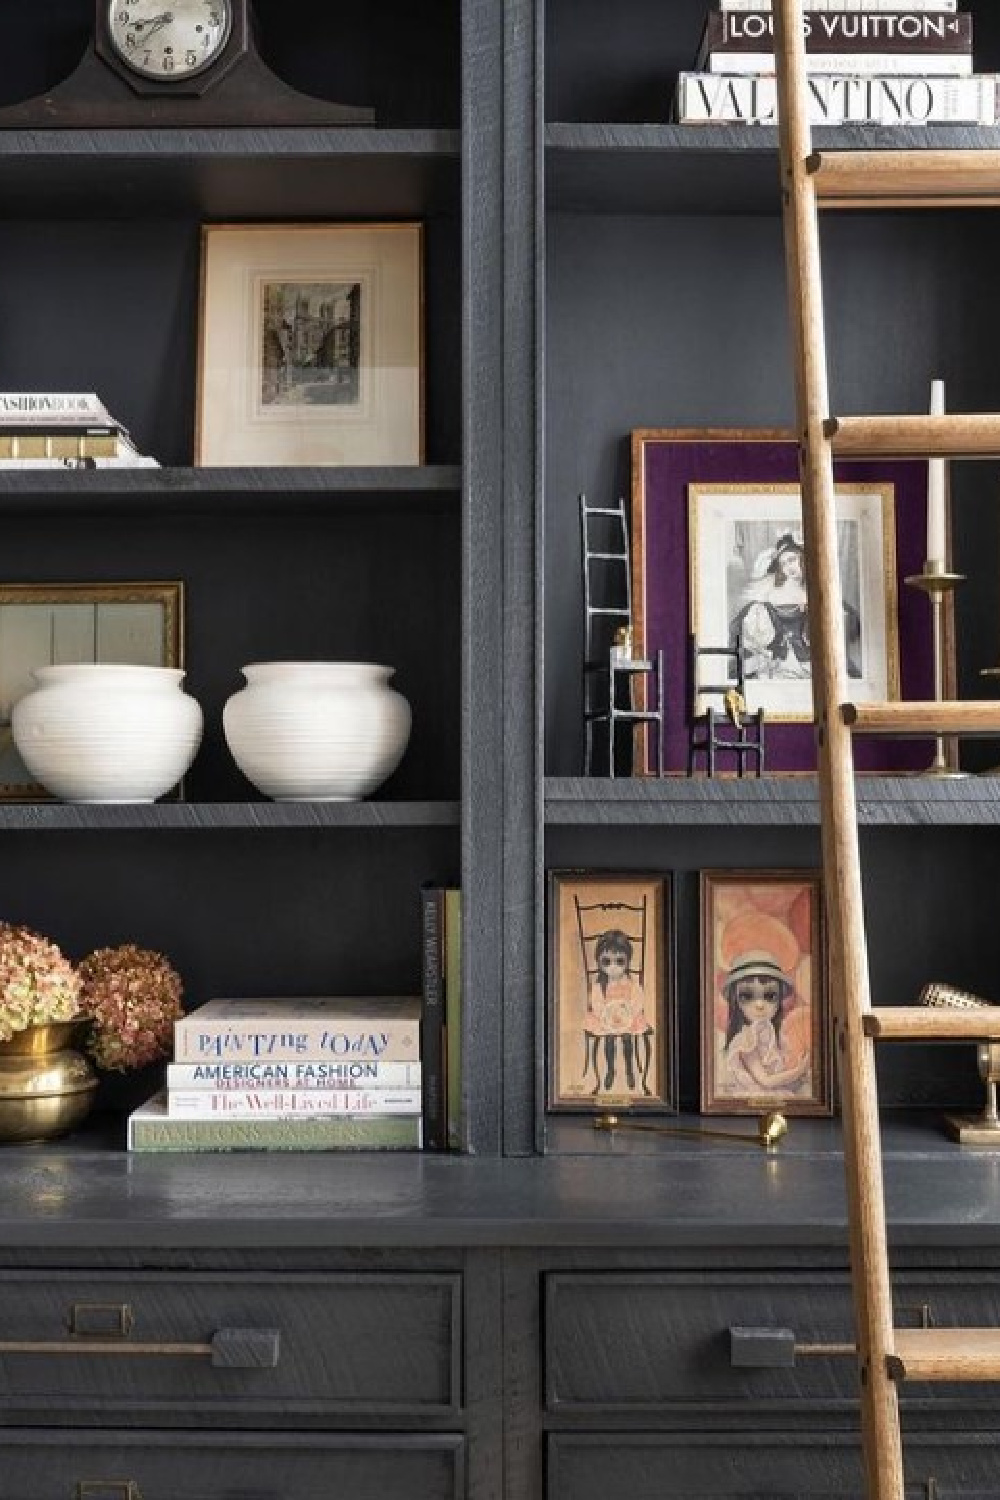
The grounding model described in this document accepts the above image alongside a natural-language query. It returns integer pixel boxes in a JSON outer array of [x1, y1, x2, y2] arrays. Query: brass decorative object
[[594, 1110, 788, 1150], [917, 981, 1000, 1146], [904, 561, 968, 778], [0, 1020, 98, 1144]]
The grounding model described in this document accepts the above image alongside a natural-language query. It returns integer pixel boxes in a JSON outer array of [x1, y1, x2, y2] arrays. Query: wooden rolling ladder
[[772, 1, 1000, 1496]]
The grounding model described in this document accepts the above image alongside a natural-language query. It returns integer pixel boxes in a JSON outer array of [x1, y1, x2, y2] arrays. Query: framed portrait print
[[700, 870, 831, 1117], [548, 871, 675, 1114], [196, 223, 423, 466], [0, 582, 182, 800], [631, 429, 946, 774]]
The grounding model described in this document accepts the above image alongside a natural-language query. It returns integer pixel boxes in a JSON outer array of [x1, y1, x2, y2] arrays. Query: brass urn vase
[[0, 1019, 98, 1144]]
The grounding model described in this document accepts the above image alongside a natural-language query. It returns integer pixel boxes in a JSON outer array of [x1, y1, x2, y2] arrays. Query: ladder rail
[[772, 3, 904, 1497]]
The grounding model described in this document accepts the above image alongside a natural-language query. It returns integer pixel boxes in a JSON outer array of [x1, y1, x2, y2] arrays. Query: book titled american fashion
[[172, 996, 422, 1063], [167, 1088, 422, 1118], [128, 1090, 423, 1152], [675, 71, 998, 124], [166, 1059, 422, 1090]]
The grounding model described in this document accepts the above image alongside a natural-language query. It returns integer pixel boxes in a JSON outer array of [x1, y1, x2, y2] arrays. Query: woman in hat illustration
[[721, 948, 812, 1097]]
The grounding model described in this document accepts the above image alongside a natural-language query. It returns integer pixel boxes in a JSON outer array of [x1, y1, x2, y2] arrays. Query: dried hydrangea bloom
[[0, 922, 80, 1042], [78, 944, 184, 1073]]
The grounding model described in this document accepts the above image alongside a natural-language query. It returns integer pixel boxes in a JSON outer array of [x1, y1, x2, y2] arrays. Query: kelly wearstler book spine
[[166, 1060, 422, 1089], [420, 883, 446, 1151], [700, 10, 973, 53], [444, 887, 462, 1152], [705, 53, 973, 77], [675, 72, 998, 124], [167, 1088, 423, 1118], [128, 1091, 422, 1151]]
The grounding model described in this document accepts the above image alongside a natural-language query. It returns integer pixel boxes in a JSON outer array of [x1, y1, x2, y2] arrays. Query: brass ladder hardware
[[773, 1, 1000, 1495], [594, 1111, 787, 1150]]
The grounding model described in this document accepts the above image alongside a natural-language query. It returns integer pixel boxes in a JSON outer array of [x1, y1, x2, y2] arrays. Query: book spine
[[0, 433, 119, 460], [167, 1088, 423, 1117], [675, 71, 997, 124], [128, 1113, 423, 1152], [720, 0, 958, 11], [419, 884, 447, 1150], [0, 393, 114, 424], [706, 53, 973, 77], [173, 1018, 421, 1063], [703, 11, 972, 51], [166, 1060, 422, 1089], [444, 888, 462, 1151]]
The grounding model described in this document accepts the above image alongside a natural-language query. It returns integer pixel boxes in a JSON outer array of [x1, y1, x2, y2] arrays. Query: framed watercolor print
[[630, 428, 948, 774], [0, 581, 183, 800], [548, 871, 675, 1113], [700, 870, 831, 1117], [196, 223, 423, 466]]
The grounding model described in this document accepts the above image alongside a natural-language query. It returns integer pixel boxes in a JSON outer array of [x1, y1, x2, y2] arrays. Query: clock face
[[106, 0, 233, 81]]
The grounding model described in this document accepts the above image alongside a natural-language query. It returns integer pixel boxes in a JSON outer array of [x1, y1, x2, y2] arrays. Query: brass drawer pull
[[729, 1325, 855, 1368], [68, 1303, 135, 1339], [77, 1484, 142, 1500], [0, 1327, 280, 1368]]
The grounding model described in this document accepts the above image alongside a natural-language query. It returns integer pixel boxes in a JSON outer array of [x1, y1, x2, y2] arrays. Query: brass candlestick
[[593, 1111, 787, 1151], [904, 559, 968, 778]]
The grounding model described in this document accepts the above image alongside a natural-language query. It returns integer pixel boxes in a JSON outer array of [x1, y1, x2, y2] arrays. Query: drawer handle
[[0, 1327, 280, 1368], [729, 1325, 855, 1368], [69, 1304, 135, 1339], [77, 1484, 142, 1500]]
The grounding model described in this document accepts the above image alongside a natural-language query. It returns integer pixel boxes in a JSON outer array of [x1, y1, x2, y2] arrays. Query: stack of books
[[674, 1, 995, 126], [0, 393, 159, 469], [127, 997, 424, 1152]]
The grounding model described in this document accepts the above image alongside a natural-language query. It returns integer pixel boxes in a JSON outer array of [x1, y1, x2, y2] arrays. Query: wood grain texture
[[844, 702, 1000, 735], [813, 149, 1000, 204], [0, 802, 460, 831], [830, 413, 1000, 458], [865, 1009, 1000, 1041], [890, 1328, 1000, 1382]]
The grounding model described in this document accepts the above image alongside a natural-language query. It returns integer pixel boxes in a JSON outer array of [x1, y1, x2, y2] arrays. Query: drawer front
[[547, 1434, 1000, 1500], [545, 1272, 1000, 1414], [0, 1271, 461, 1423], [0, 1431, 464, 1500]]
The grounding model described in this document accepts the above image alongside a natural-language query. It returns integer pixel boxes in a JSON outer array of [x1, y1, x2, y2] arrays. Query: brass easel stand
[[593, 1111, 788, 1150]]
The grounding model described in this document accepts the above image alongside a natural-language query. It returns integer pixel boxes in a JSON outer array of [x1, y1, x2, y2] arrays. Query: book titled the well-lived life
[[172, 997, 422, 1063], [676, 72, 998, 124], [167, 1087, 422, 1118], [128, 1090, 422, 1152]]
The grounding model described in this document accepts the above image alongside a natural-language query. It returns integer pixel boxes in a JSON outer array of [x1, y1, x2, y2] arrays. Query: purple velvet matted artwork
[[630, 429, 943, 775]]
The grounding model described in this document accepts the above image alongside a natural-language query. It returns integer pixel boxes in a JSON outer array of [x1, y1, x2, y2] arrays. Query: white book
[[720, 1, 957, 11], [167, 1059, 422, 1089], [0, 393, 117, 427], [675, 71, 997, 125], [706, 52, 973, 77], [167, 1088, 423, 1118]]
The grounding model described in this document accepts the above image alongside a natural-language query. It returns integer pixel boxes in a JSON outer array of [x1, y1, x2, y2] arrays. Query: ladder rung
[[889, 1329, 1000, 1383], [827, 413, 1000, 458], [842, 702, 1000, 737], [864, 1008, 1000, 1041], [811, 150, 1000, 208]]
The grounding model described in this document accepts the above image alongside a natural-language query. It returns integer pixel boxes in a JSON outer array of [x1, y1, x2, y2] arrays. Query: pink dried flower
[[0, 923, 80, 1042], [78, 945, 183, 1073]]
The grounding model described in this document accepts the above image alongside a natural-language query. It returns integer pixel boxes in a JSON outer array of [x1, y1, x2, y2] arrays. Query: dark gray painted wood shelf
[[0, 1113, 996, 1251], [545, 123, 1000, 213], [545, 777, 1000, 826], [0, 466, 461, 514], [0, 801, 459, 831], [0, 129, 460, 217]]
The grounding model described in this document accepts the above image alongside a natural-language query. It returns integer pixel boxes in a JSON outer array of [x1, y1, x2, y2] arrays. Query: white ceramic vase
[[223, 662, 412, 801], [11, 664, 203, 803]]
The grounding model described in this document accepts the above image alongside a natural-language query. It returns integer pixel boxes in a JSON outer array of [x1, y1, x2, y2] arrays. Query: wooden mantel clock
[[0, 0, 374, 127]]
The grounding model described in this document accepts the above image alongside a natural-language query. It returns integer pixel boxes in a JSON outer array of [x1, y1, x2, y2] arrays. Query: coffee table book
[[127, 1090, 423, 1152]]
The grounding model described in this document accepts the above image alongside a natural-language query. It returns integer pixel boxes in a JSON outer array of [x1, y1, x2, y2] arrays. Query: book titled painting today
[[172, 997, 422, 1062]]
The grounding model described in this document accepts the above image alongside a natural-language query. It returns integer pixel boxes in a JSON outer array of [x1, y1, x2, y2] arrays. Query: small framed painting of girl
[[548, 872, 675, 1113], [700, 870, 832, 1117]]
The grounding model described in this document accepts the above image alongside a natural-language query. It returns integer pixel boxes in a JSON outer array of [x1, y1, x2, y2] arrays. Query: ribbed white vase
[[223, 662, 412, 802], [11, 664, 203, 803]]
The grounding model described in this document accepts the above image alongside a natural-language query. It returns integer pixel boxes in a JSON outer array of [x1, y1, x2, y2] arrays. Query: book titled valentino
[[172, 997, 422, 1062], [675, 72, 998, 124]]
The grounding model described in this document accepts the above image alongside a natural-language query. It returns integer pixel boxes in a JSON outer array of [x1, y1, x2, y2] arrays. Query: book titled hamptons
[[172, 997, 422, 1062]]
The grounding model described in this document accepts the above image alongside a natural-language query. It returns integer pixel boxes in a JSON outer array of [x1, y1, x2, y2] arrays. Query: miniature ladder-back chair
[[773, 1, 1000, 1495]]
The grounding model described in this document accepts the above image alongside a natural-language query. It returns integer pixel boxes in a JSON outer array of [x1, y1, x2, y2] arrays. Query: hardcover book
[[172, 996, 422, 1063], [703, 53, 973, 78], [420, 883, 447, 1150], [166, 1060, 422, 1089], [699, 8, 972, 55], [719, 0, 957, 11], [128, 1089, 423, 1151], [675, 71, 998, 124], [167, 1087, 423, 1117]]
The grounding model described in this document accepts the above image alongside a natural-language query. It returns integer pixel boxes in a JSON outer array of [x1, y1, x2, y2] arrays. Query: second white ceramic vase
[[11, 664, 203, 803], [222, 661, 412, 801]]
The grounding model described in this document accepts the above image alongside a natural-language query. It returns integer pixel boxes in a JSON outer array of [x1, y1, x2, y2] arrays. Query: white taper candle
[[926, 379, 947, 568]]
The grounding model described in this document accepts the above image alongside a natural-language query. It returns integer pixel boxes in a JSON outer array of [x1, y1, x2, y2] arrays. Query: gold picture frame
[[548, 871, 676, 1114], [196, 222, 424, 467], [699, 869, 832, 1118], [0, 582, 183, 801]]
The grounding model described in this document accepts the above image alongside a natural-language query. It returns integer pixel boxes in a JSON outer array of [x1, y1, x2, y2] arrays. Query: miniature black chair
[[688, 637, 765, 778]]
